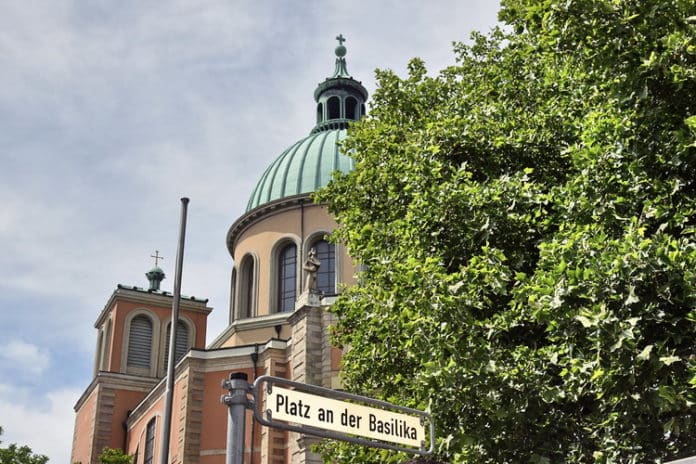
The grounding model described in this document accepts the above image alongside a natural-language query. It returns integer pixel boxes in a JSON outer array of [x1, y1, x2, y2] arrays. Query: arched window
[[361, 103, 366, 118], [95, 331, 104, 374], [327, 96, 340, 119], [144, 417, 156, 464], [99, 319, 112, 372], [127, 315, 153, 369], [229, 268, 237, 324], [277, 243, 297, 312], [316, 102, 324, 123], [345, 96, 357, 120], [163, 320, 189, 370], [239, 255, 255, 318], [311, 239, 336, 295]]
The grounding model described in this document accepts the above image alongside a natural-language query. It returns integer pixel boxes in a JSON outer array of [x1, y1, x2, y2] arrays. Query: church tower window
[[277, 243, 297, 312], [95, 331, 104, 374], [162, 320, 189, 371], [127, 315, 153, 370]]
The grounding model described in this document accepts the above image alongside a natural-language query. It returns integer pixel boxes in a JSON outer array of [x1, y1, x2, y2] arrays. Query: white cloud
[[0, 340, 50, 376], [0, 385, 81, 463]]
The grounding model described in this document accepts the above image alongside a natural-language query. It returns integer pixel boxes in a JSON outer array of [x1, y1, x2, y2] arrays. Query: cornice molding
[[314, 77, 368, 101], [73, 371, 159, 411], [94, 287, 212, 328], [226, 194, 320, 255]]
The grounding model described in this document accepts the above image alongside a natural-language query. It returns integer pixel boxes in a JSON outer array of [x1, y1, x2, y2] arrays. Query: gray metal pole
[[158, 197, 189, 464], [221, 372, 250, 464]]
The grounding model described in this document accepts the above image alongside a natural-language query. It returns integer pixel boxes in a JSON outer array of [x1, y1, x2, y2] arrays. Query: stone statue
[[303, 247, 321, 293]]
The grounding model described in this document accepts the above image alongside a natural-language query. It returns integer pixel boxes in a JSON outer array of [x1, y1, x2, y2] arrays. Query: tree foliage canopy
[[0, 427, 48, 464], [98, 447, 133, 464], [317, 0, 696, 462]]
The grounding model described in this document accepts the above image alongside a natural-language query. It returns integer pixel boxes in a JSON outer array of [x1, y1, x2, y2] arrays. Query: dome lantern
[[312, 34, 368, 134]]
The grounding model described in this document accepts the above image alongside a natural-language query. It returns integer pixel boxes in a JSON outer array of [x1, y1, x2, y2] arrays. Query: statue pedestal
[[295, 290, 321, 310]]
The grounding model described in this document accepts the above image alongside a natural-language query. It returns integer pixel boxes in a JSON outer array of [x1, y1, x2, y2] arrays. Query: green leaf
[[660, 356, 681, 366], [637, 345, 653, 361]]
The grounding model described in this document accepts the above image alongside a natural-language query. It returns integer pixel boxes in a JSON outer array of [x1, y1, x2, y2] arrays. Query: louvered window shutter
[[163, 321, 189, 369], [127, 316, 152, 368]]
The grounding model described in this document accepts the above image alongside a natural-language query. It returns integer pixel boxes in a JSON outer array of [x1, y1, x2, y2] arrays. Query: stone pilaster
[[289, 293, 324, 386], [287, 292, 325, 464], [290, 435, 322, 464], [181, 360, 205, 464], [321, 309, 340, 389], [261, 352, 290, 464], [93, 385, 115, 463]]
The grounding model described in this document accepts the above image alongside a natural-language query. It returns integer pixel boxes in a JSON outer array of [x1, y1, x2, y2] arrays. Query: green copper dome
[[245, 35, 367, 213], [246, 129, 352, 211]]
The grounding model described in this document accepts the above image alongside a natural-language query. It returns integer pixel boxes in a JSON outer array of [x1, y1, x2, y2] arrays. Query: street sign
[[252, 375, 433, 455], [268, 385, 423, 447]]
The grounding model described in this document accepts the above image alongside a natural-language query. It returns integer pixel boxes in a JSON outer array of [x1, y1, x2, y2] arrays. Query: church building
[[71, 37, 368, 464]]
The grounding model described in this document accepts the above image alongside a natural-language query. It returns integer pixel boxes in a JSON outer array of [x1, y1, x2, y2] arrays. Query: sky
[[0, 1, 500, 462]]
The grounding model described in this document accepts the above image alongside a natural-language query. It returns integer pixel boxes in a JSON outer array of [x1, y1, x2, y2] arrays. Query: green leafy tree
[[98, 447, 133, 464], [318, 0, 696, 462], [0, 427, 48, 464]]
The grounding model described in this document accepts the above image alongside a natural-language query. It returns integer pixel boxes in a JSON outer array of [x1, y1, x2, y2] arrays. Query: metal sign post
[[221, 373, 252, 464]]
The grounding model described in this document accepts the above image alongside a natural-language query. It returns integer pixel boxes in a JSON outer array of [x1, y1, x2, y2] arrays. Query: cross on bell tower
[[150, 250, 164, 267]]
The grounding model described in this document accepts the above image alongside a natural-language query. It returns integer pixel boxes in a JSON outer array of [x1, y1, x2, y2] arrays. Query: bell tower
[[71, 259, 212, 464]]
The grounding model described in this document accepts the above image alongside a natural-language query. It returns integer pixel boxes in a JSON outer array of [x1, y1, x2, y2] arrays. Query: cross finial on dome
[[335, 33, 347, 59], [332, 34, 350, 77]]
